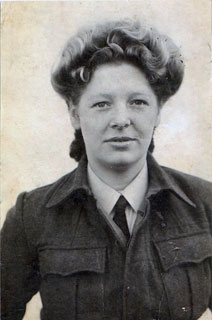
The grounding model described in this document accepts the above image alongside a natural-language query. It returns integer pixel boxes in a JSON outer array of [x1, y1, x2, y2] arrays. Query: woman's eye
[[130, 99, 148, 106], [92, 101, 110, 109]]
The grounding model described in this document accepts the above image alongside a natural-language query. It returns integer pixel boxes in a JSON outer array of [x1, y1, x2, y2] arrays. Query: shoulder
[[5, 169, 77, 225], [22, 168, 77, 209], [162, 165, 212, 196], [161, 166, 212, 223], [2, 169, 78, 245], [149, 164, 212, 233], [148, 154, 212, 204]]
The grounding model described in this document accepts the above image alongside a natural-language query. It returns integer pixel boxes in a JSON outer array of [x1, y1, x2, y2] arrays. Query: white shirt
[[88, 163, 148, 235]]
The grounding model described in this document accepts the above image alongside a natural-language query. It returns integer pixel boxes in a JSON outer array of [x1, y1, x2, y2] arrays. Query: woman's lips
[[104, 137, 136, 142]]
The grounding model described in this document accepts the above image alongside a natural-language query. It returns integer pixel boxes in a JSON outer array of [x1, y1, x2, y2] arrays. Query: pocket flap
[[154, 232, 212, 272], [39, 247, 106, 277]]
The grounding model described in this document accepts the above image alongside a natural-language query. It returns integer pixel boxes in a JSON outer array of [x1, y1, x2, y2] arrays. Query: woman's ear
[[68, 102, 81, 130]]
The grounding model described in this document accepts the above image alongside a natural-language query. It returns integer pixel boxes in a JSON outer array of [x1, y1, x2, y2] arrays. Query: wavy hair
[[51, 19, 184, 161]]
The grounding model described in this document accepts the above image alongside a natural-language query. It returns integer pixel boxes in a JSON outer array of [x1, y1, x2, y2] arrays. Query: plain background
[[2, 1, 212, 318]]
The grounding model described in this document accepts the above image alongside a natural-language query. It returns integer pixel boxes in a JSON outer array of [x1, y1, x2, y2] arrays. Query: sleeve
[[203, 184, 212, 310], [210, 259, 212, 310], [1, 193, 41, 320]]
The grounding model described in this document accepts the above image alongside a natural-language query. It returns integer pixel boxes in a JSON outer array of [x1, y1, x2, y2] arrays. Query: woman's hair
[[51, 19, 184, 161]]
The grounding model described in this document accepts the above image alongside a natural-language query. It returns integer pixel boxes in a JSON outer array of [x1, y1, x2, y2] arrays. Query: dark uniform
[[1, 154, 212, 320]]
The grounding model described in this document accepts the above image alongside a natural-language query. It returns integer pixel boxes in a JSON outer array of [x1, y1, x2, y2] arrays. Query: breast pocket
[[154, 232, 212, 320], [39, 247, 106, 320]]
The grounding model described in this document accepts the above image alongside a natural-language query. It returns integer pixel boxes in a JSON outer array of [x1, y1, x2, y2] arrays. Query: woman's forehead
[[79, 62, 156, 99]]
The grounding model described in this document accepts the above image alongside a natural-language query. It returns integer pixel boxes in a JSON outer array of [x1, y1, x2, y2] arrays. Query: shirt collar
[[45, 153, 196, 209], [88, 162, 148, 215], [120, 161, 148, 212]]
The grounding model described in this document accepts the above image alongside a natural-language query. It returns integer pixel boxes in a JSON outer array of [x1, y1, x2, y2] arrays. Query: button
[[115, 240, 119, 246], [161, 222, 166, 228]]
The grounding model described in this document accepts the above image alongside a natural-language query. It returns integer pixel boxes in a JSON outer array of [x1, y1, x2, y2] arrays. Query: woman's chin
[[101, 153, 146, 172]]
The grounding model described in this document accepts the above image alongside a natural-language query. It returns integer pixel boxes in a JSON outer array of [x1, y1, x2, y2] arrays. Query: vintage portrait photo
[[1, 1, 212, 319]]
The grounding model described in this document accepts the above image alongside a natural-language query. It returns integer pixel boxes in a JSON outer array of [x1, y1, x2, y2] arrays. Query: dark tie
[[113, 196, 130, 240]]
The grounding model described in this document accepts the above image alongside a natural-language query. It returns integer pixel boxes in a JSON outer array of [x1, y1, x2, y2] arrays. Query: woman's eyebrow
[[127, 94, 153, 103], [88, 92, 152, 100], [87, 93, 113, 101], [128, 92, 151, 98]]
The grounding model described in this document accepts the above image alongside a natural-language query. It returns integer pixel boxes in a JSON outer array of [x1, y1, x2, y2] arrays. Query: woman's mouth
[[105, 137, 136, 142]]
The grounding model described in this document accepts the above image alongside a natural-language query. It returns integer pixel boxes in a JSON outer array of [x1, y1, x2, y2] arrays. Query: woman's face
[[70, 62, 160, 172]]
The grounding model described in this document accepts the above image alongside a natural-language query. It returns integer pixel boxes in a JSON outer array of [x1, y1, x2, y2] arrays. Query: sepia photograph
[[1, 1, 212, 319]]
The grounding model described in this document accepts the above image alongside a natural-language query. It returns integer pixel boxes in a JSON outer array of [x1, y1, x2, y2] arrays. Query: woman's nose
[[110, 119, 131, 129], [109, 105, 131, 129]]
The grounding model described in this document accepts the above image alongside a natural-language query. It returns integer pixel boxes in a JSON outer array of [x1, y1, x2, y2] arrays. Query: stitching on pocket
[[39, 247, 106, 277], [154, 232, 212, 271]]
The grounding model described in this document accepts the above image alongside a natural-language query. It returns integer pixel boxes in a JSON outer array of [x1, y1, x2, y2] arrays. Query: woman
[[1, 19, 212, 320]]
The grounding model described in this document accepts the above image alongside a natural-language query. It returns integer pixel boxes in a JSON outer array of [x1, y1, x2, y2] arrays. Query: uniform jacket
[[1, 154, 212, 320]]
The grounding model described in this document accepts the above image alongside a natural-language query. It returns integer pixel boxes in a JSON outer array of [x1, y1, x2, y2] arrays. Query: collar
[[146, 154, 196, 207], [46, 153, 196, 208], [46, 155, 91, 208], [87, 162, 148, 215]]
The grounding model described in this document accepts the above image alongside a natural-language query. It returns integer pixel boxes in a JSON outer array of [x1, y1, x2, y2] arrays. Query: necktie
[[113, 195, 130, 241]]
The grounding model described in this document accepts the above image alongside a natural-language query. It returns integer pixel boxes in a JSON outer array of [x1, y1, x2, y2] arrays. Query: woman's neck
[[88, 158, 146, 191]]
